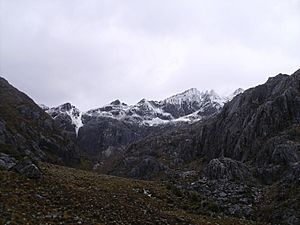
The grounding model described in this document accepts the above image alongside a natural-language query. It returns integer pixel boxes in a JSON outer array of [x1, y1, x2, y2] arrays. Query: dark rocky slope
[[0, 77, 79, 166], [196, 70, 300, 183], [99, 70, 300, 225], [106, 70, 300, 182]]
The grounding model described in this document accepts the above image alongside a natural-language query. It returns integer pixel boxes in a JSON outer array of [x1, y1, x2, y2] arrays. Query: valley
[[1, 69, 300, 225]]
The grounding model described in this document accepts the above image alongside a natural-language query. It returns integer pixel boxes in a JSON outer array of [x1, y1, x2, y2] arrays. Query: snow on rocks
[[42, 88, 243, 129]]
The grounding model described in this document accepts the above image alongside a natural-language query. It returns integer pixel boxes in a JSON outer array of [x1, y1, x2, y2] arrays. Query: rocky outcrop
[[182, 178, 262, 218], [10, 157, 42, 179], [204, 157, 251, 181], [0, 153, 16, 170]]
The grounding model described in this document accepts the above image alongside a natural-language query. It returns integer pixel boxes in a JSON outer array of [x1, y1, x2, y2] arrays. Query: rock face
[[0, 77, 79, 165], [197, 72, 300, 163], [77, 117, 152, 157], [104, 70, 300, 184], [192, 70, 300, 184]]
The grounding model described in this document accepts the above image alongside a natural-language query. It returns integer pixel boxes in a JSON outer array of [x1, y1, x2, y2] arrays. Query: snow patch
[[143, 117, 169, 126], [46, 103, 83, 136]]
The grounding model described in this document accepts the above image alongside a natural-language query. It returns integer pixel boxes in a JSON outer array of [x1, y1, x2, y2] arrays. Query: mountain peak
[[138, 98, 148, 104], [46, 103, 83, 136], [163, 88, 202, 105], [110, 99, 121, 105], [204, 89, 220, 99], [58, 103, 74, 112], [226, 88, 245, 101], [233, 88, 244, 95], [183, 88, 200, 94]]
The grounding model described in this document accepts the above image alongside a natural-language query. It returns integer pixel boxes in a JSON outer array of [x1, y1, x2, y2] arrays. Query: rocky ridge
[[0, 77, 79, 165], [45, 88, 243, 157]]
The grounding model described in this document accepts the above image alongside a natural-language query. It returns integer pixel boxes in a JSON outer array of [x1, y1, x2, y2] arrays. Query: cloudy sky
[[0, 0, 299, 110]]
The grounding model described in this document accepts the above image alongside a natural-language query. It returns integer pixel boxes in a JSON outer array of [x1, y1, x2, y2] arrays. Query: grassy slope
[[0, 164, 268, 225]]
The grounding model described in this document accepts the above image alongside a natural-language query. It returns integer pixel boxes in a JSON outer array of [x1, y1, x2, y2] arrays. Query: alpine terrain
[[43, 88, 243, 158], [0, 69, 299, 225]]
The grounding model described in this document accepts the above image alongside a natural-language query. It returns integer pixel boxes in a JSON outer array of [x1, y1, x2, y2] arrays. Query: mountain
[[44, 88, 242, 157], [45, 103, 83, 137], [46, 88, 242, 130], [105, 71, 300, 181], [0, 77, 79, 165], [97, 70, 300, 224], [1, 71, 299, 225], [84, 88, 236, 125]]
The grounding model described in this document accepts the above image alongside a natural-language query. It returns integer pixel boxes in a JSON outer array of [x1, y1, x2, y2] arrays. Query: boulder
[[204, 157, 251, 181], [10, 157, 42, 179], [0, 153, 17, 170]]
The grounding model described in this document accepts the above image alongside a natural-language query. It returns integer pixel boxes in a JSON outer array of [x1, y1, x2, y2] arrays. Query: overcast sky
[[0, 0, 299, 110]]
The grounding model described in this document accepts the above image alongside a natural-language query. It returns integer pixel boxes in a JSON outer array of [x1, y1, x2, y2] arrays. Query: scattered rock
[[129, 156, 167, 179], [183, 177, 261, 218], [0, 153, 17, 170]]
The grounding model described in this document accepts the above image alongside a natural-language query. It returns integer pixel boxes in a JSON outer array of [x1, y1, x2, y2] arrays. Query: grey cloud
[[0, 0, 299, 110]]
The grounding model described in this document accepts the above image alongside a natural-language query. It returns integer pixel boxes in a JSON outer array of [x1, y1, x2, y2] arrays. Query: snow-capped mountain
[[84, 88, 238, 126], [46, 103, 83, 136], [42, 88, 243, 156], [43, 88, 243, 134]]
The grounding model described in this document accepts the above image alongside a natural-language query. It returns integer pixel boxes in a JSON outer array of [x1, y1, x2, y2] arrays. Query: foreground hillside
[[0, 163, 267, 225]]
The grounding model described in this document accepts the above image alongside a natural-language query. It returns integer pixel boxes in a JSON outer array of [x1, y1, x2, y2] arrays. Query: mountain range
[[43, 88, 244, 131], [41, 88, 243, 157], [0, 70, 299, 225]]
